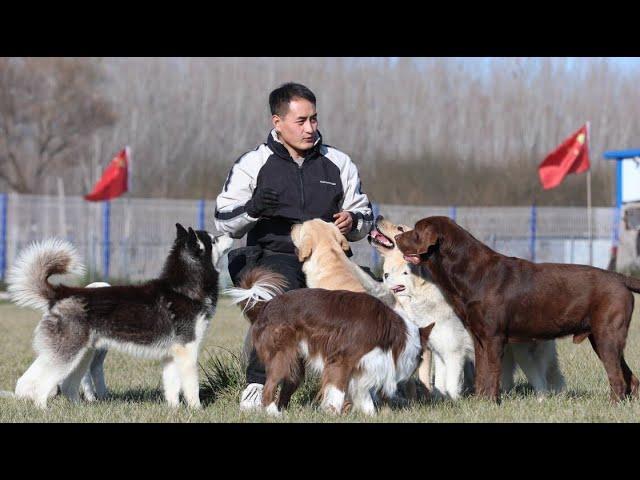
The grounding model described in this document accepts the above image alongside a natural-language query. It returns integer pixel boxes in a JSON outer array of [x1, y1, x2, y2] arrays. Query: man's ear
[[176, 223, 188, 242], [272, 114, 282, 133], [297, 235, 313, 262]]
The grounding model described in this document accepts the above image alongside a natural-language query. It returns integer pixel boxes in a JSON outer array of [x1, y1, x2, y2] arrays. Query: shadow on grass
[[501, 382, 591, 400], [106, 387, 165, 403]]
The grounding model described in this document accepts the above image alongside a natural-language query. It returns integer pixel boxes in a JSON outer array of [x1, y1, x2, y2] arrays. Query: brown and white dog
[[239, 218, 380, 364], [396, 216, 640, 402], [363, 216, 566, 399], [227, 267, 433, 416], [289, 218, 419, 403]]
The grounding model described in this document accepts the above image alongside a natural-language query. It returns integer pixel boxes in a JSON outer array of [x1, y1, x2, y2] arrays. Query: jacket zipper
[[298, 164, 305, 214]]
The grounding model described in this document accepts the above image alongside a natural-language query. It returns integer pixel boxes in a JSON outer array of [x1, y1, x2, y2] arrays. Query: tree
[[0, 58, 116, 193]]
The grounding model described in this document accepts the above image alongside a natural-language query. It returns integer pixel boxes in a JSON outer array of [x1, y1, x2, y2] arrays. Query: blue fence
[[0, 194, 618, 285]]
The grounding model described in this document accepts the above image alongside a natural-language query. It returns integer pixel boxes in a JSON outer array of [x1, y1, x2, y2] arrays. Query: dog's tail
[[224, 267, 288, 323], [620, 273, 640, 293], [7, 238, 85, 312]]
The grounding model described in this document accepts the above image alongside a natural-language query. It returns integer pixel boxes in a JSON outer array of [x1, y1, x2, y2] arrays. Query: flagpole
[[587, 121, 593, 266]]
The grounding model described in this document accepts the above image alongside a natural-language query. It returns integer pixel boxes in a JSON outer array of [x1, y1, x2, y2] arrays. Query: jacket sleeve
[[214, 151, 261, 239], [340, 155, 373, 242]]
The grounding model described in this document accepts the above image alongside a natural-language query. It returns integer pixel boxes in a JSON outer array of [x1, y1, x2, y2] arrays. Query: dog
[[227, 267, 434, 416], [237, 217, 389, 364], [289, 218, 419, 404], [396, 215, 640, 402], [7, 224, 233, 408], [75, 282, 111, 402], [291, 219, 384, 295], [362, 215, 565, 399]]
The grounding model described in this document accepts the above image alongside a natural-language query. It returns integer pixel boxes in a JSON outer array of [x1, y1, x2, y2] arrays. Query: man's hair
[[269, 82, 316, 116]]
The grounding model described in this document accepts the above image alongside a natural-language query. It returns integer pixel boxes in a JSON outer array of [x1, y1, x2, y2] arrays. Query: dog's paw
[[265, 402, 282, 417]]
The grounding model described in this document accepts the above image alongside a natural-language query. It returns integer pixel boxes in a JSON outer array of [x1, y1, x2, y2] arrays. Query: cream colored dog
[[361, 216, 566, 399]]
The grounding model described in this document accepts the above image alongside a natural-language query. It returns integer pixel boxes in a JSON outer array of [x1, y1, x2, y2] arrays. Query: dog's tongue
[[370, 229, 393, 247], [390, 285, 406, 293], [404, 254, 421, 265]]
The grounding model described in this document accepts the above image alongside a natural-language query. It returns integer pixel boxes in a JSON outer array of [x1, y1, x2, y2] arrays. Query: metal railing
[[0, 193, 615, 288]]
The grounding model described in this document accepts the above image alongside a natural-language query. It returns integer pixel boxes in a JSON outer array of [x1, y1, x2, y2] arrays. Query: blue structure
[[603, 148, 640, 250], [198, 199, 206, 231], [103, 201, 111, 279]]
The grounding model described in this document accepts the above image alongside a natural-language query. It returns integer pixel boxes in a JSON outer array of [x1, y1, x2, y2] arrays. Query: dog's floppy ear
[[297, 235, 313, 262], [409, 264, 428, 287], [416, 221, 439, 253], [334, 229, 351, 253], [419, 322, 435, 349], [291, 223, 312, 262], [176, 223, 188, 242]]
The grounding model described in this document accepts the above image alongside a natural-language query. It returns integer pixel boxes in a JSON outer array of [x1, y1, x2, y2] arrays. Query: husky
[[6, 224, 233, 409]]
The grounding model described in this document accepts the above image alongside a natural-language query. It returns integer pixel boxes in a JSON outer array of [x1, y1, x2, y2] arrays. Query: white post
[[57, 177, 67, 239]]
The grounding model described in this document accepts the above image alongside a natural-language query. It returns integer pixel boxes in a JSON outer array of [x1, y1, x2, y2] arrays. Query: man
[[214, 82, 373, 410]]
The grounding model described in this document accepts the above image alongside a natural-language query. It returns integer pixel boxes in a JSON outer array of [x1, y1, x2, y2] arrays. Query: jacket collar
[[267, 128, 323, 163]]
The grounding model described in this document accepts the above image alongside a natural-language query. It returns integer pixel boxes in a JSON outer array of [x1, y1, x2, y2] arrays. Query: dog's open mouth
[[390, 284, 406, 293], [368, 228, 394, 249], [403, 252, 430, 265]]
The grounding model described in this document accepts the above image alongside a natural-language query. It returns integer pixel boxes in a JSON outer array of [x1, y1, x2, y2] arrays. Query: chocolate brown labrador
[[395, 216, 640, 403]]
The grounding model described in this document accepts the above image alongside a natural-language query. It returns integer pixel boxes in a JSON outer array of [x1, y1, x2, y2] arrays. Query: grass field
[[1, 295, 640, 423]]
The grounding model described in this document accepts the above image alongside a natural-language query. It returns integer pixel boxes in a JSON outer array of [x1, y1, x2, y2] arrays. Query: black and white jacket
[[214, 129, 373, 254]]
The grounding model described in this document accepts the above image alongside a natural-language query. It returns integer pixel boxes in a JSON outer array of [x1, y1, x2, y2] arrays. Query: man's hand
[[333, 211, 353, 235], [246, 187, 279, 218]]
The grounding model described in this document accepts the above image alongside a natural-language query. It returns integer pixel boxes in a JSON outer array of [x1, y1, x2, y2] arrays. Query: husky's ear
[[187, 227, 200, 251], [176, 223, 188, 242]]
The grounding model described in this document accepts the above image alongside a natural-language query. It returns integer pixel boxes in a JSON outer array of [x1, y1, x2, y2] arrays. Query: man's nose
[[304, 120, 315, 132]]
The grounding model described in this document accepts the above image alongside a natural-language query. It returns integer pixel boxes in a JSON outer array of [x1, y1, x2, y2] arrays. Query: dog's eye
[[384, 273, 389, 279], [403, 272, 408, 275], [398, 226, 404, 232]]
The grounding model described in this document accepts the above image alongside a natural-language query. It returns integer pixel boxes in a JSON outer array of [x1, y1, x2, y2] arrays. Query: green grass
[[1, 296, 640, 422]]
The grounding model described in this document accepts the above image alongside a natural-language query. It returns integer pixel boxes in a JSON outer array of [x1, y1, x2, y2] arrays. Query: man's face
[[273, 98, 318, 155]]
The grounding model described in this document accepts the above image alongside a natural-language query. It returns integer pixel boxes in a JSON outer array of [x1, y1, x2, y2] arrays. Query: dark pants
[[229, 249, 306, 385]]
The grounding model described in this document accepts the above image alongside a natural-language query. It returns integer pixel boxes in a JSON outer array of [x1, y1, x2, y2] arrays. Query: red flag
[[538, 124, 590, 190], [85, 147, 129, 201]]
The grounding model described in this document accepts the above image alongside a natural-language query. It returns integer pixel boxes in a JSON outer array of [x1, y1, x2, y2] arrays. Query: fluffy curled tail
[[7, 238, 85, 312], [224, 267, 288, 323]]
